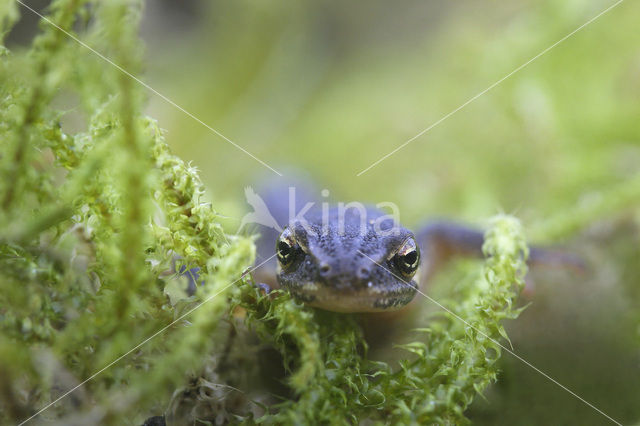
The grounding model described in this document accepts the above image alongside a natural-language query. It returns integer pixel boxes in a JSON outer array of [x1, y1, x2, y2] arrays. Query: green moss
[[0, 1, 254, 423], [1, 1, 637, 425]]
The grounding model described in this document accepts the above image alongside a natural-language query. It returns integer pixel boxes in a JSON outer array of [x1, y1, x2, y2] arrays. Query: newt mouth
[[285, 281, 417, 313]]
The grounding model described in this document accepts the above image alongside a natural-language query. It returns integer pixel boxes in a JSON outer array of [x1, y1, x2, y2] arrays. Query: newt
[[242, 177, 581, 313]]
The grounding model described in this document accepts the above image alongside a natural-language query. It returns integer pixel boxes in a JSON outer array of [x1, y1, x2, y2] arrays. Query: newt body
[[249, 179, 499, 313], [247, 177, 581, 313]]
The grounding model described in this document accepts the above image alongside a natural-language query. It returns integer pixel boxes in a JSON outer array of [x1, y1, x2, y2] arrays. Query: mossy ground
[[1, 1, 639, 425]]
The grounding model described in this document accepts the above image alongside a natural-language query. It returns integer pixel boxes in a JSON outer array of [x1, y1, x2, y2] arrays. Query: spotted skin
[[177, 176, 581, 314]]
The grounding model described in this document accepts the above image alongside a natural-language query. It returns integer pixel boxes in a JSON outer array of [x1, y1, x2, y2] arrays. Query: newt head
[[275, 207, 419, 313]]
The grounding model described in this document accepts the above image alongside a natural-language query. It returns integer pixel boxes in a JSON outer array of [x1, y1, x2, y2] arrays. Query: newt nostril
[[357, 267, 370, 280]]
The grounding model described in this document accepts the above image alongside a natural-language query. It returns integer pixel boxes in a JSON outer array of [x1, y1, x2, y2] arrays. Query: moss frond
[[1, 1, 637, 425]]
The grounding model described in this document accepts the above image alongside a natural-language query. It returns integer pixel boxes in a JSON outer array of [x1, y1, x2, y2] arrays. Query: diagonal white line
[[356, 250, 622, 425], [18, 253, 278, 426], [15, 0, 282, 177], [356, 0, 624, 176]]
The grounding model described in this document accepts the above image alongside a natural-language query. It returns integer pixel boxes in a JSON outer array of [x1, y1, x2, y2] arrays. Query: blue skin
[[242, 177, 493, 313], [274, 207, 419, 313]]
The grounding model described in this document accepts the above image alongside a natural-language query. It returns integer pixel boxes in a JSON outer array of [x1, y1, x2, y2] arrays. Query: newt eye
[[276, 227, 300, 267], [394, 237, 420, 277]]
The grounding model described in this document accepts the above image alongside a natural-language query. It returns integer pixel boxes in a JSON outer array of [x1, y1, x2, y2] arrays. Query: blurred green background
[[9, 0, 635, 423], [134, 1, 639, 424], [140, 0, 639, 226], [4, 0, 639, 423]]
